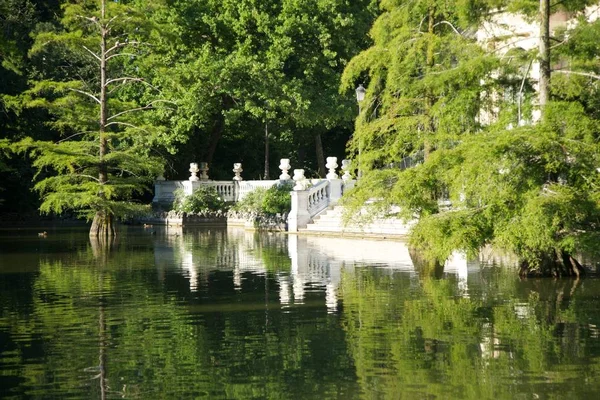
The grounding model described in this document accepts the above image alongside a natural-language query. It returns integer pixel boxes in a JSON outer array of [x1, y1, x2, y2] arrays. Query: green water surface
[[1, 226, 600, 399]]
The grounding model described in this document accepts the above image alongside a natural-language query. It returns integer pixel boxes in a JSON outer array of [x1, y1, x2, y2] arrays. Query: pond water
[[1, 226, 600, 399]]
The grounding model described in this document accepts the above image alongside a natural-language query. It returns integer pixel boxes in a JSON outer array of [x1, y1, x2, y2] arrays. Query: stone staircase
[[302, 205, 412, 237]]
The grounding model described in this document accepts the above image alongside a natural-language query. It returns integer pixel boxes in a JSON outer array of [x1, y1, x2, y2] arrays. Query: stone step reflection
[[154, 227, 495, 313]]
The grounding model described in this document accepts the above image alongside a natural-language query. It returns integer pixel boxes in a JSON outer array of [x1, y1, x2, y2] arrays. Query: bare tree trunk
[[91, 0, 114, 237], [264, 121, 270, 179], [205, 113, 224, 168], [315, 133, 325, 177], [538, 0, 551, 113], [204, 95, 232, 167]]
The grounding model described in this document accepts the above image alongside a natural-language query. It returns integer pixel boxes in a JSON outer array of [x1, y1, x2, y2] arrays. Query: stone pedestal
[[328, 179, 342, 204], [288, 190, 311, 232]]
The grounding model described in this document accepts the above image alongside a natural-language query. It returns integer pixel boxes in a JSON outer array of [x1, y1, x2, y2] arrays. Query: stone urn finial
[[326, 157, 338, 179], [233, 163, 243, 181], [341, 159, 353, 182], [189, 162, 199, 181], [279, 158, 291, 180], [292, 169, 308, 190], [199, 162, 209, 181]]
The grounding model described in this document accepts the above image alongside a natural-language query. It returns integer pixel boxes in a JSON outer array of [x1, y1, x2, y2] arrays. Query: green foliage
[[262, 182, 293, 215], [149, 0, 378, 178], [342, 0, 600, 270], [232, 187, 268, 214], [232, 182, 292, 215], [6, 0, 181, 224], [172, 187, 227, 214]]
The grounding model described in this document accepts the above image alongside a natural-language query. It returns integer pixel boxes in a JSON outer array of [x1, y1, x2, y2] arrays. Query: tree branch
[[553, 69, 600, 80], [71, 173, 101, 183], [82, 45, 101, 62], [105, 76, 144, 86], [77, 15, 101, 30], [57, 130, 97, 143], [433, 20, 463, 36], [104, 121, 152, 135], [107, 100, 177, 121], [105, 52, 136, 61], [68, 88, 101, 104], [105, 40, 147, 56]]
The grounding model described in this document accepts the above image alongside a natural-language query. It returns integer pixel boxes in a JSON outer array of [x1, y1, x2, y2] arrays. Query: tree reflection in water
[[0, 228, 600, 398]]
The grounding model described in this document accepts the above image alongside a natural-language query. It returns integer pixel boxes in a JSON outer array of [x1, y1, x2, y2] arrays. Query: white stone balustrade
[[307, 180, 329, 215], [153, 156, 355, 231]]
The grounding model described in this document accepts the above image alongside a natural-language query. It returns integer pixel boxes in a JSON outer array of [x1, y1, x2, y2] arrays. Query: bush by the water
[[173, 187, 227, 214], [232, 182, 292, 215]]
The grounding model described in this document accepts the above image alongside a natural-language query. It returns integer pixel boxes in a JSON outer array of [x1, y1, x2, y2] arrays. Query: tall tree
[[9, 0, 179, 236], [153, 0, 378, 179], [342, 0, 600, 276]]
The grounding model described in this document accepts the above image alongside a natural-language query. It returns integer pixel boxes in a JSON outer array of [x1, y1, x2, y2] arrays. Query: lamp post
[[355, 84, 366, 178]]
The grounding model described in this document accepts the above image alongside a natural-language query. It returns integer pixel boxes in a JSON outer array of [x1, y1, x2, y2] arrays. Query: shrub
[[231, 182, 292, 215], [173, 187, 227, 213], [231, 187, 267, 214], [262, 182, 293, 214]]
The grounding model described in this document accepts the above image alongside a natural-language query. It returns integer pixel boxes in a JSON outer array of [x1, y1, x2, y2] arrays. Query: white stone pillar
[[328, 179, 342, 204], [288, 190, 311, 232]]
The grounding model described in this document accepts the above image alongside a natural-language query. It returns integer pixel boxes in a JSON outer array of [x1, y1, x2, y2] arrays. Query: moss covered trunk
[[89, 211, 116, 238]]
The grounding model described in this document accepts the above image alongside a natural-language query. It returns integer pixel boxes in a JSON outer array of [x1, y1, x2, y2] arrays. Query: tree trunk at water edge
[[89, 211, 116, 237]]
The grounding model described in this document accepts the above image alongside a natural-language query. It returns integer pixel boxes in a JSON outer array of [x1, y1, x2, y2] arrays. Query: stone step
[[304, 205, 411, 236]]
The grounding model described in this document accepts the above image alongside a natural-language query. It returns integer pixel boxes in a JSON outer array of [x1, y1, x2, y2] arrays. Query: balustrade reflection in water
[[1, 227, 600, 399]]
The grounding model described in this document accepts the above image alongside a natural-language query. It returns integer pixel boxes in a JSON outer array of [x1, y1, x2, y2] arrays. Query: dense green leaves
[[6, 0, 178, 226], [342, 1, 600, 271]]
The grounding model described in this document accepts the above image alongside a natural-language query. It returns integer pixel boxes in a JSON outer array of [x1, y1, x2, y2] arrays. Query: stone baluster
[[279, 158, 291, 180], [189, 162, 199, 181], [233, 163, 243, 181]]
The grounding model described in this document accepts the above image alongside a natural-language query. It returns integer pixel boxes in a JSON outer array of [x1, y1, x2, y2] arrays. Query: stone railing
[[287, 157, 355, 232], [237, 180, 279, 201], [153, 157, 356, 231], [308, 180, 330, 216]]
